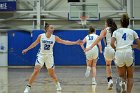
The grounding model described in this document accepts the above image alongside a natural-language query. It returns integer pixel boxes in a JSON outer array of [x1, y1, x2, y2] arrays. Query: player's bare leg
[[48, 68, 62, 91], [24, 65, 41, 93]]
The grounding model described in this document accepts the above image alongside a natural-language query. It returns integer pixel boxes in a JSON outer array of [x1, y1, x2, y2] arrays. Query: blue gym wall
[[8, 30, 33, 66], [8, 30, 140, 66]]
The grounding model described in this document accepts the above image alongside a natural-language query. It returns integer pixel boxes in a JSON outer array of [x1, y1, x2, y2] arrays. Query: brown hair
[[106, 18, 117, 36], [88, 26, 95, 34], [45, 23, 50, 29], [120, 14, 129, 28]]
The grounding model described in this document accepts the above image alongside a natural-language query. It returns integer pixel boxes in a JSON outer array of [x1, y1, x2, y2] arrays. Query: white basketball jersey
[[39, 33, 55, 54], [105, 27, 112, 47], [85, 33, 98, 48], [112, 28, 139, 50]]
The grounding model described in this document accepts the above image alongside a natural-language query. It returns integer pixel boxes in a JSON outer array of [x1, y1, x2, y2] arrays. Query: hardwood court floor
[[0, 66, 140, 93]]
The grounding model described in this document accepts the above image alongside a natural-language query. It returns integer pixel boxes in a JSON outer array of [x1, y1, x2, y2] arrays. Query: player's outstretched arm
[[22, 35, 41, 54], [55, 36, 83, 45]]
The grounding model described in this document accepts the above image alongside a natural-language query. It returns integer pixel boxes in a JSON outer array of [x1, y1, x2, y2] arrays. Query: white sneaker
[[56, 82, 62, 91], [85, 70, 90, 77], [116, 78, 122, 93], [108, 79, 113, 90], [92, 80, 97, 85], [122, 82, 127, 93], [24, 86, 31, 93]]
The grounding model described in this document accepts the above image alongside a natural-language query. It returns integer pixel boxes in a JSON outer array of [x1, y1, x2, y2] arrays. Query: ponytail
[[45, 23, 49, 29], [106, 18, 117, 36]]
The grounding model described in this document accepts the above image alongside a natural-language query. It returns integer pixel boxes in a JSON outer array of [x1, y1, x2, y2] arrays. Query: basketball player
[[81, 26, 102, 85], [111, 14, 140, 93], [84, 18, 117, 90], [22, 23, 83, 93]]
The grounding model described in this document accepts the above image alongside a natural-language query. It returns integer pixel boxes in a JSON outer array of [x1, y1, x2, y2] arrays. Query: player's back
[[113, 28, 136, 50], [86, 33, 98, 48], [105, 27, 112, 47]]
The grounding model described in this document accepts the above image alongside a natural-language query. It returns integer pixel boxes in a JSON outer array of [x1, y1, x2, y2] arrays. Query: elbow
[[138, 42, 140, 49], [110, 43, 115, 49], [98, 37, 102, 41], [136, 39, 140, 49], [138, 44, 140, 49]]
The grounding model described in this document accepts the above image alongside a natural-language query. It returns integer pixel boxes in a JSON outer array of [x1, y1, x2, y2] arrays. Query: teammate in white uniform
[[111, 14, 140, 93], [22, 23, 82, 93], [81, 26, 102, 85], [84, 18, 117, 90]]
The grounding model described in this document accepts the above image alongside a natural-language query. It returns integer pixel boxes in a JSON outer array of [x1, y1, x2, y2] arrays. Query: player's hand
[[22, 49, 28, 54], [80, 44, 85, 51], [132, 44, 138, 49], [132, 44, 140, 50], [84, 47, 92, 52], [100, 50, 103, 54], [76, 40, 83, 45]]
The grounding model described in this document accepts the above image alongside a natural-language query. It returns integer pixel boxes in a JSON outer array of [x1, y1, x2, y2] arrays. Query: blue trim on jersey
[[37, 48, 40, 55], [51, 64, 55, 68], [36, 59, 40, 64]]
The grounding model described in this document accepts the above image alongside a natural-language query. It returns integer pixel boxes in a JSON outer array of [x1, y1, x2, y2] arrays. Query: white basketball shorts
[[104, 47, 115, 61], [115, 49, 134, 67], [35, 54, 54, 69], [85, 47, 99, 60]]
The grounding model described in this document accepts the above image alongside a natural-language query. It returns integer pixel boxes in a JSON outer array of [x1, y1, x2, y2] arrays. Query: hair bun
[[120, 14, 129, 27], [122, 14, 129, 20]]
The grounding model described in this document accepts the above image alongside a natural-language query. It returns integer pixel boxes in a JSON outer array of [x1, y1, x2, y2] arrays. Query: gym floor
[[1, 66, 140, 93]]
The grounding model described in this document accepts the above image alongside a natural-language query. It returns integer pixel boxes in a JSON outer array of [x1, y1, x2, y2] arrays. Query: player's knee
[[119, 75, 126, 80], [49, 72, 54, 78], [106, 63, 111, 66], [34, 68, 40, 74], [48, 70, 53, 76], [92, 65, 96, 67], [127, 75, 133, 79]]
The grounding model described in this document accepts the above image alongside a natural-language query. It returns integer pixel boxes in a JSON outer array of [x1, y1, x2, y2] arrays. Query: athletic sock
[[107, 76, 112, 82], [87, 66, 91, 71], [27, 85, 31, 87], [92, 77, 96, 81]]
